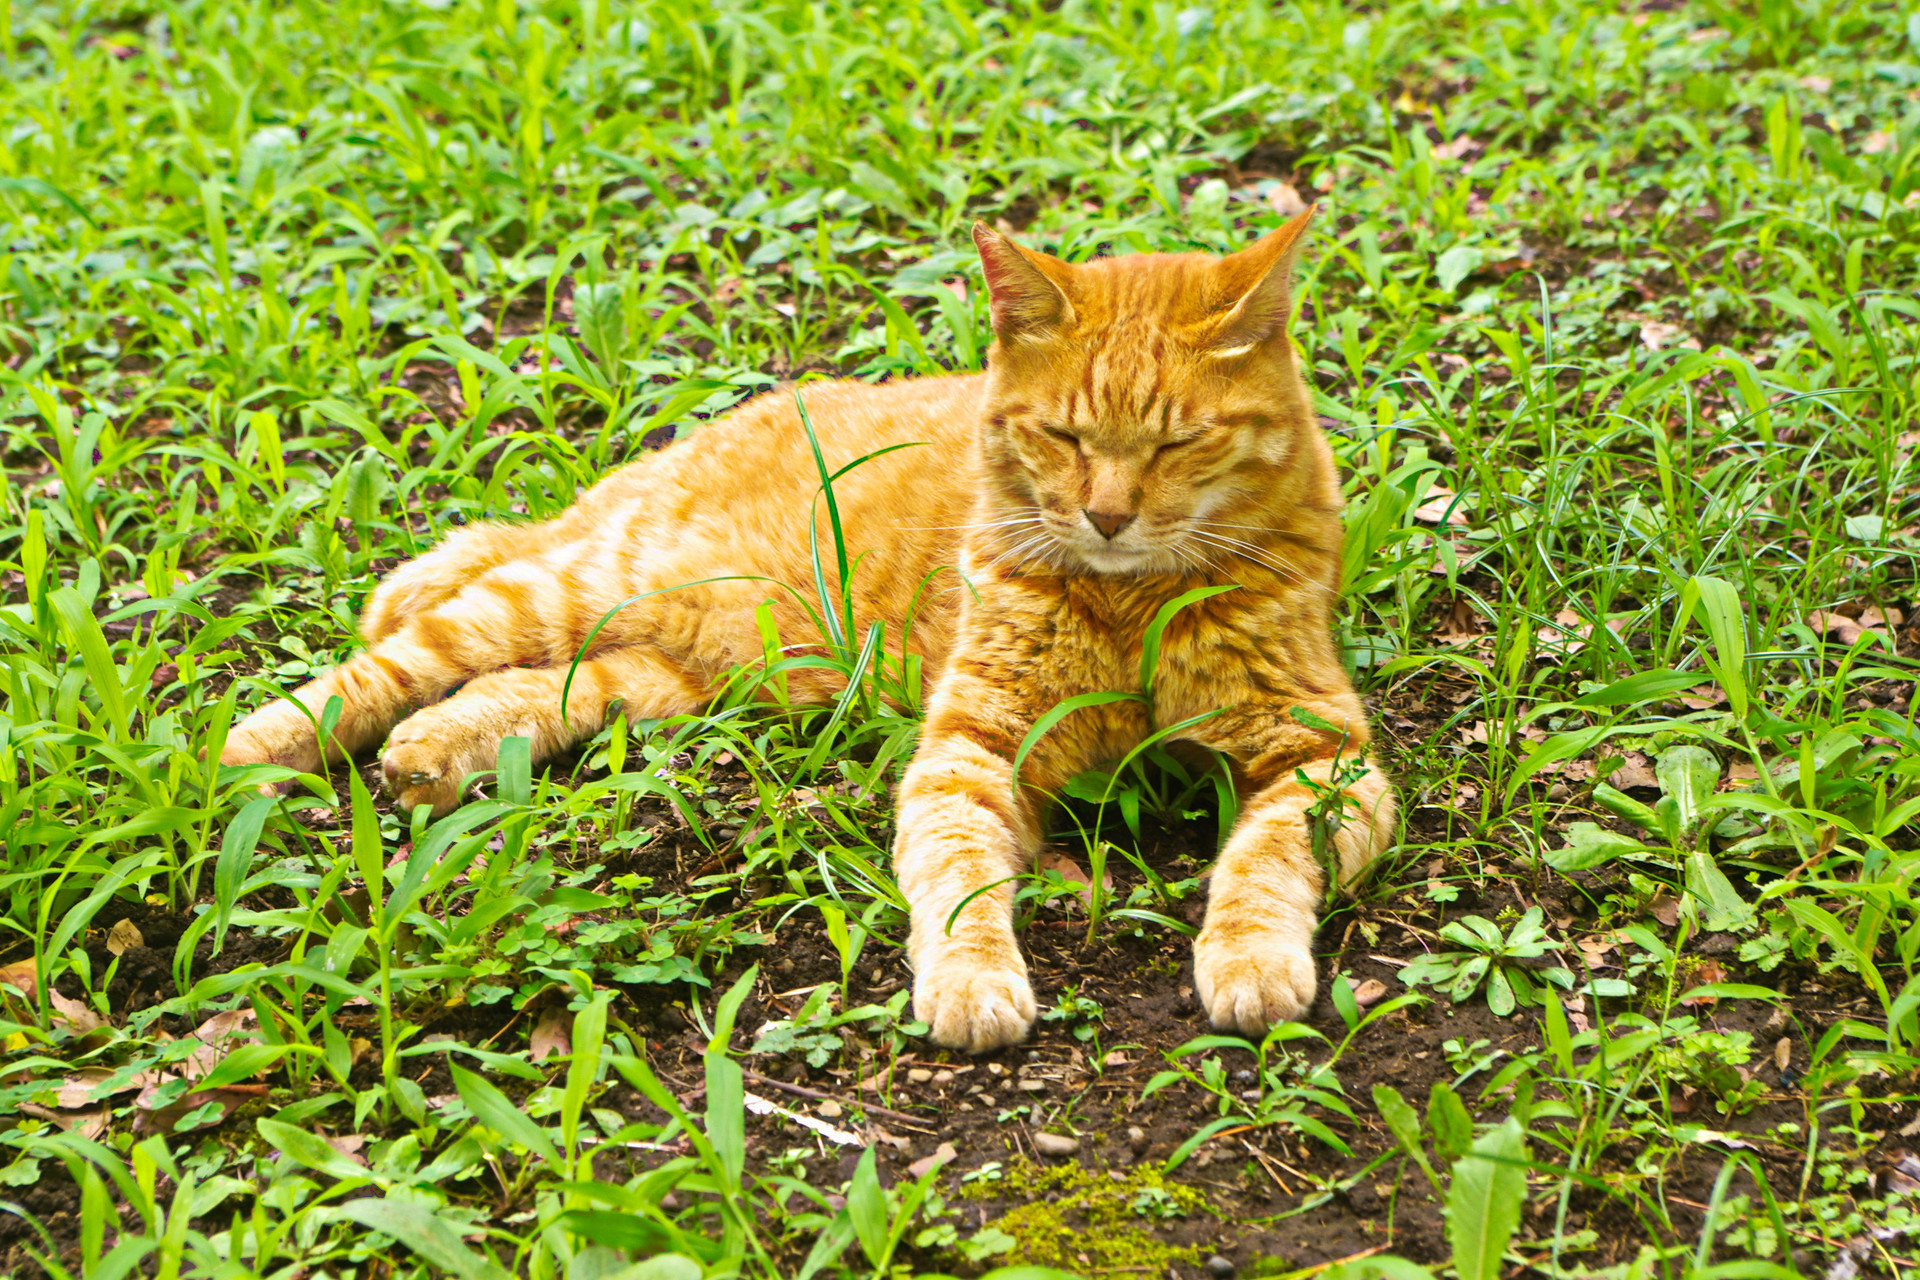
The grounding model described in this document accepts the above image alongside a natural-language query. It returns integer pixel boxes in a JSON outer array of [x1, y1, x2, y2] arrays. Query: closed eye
[[1044, 426, 1081, 448], [1155, 438, 1192, 457]]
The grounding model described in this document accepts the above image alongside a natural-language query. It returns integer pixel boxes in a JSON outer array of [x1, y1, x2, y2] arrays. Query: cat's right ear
[[972, 222, 1076, 342]]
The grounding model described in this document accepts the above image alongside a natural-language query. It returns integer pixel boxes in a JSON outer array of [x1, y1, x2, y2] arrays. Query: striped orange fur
[[223, 208, 1396, 1051]]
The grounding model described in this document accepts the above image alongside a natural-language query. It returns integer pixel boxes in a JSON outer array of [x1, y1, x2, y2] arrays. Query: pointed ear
[[1205, 205, 1316, 355], [972, 222, 1076, 342]]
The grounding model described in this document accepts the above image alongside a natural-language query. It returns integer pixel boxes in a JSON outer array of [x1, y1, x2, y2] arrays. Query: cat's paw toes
[[1193, 929, 1318, 1037], [379, 734, 468, 816], [913, 951, 1037, 1054]]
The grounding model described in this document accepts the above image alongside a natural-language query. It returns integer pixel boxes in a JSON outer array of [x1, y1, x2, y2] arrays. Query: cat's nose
[[1084, 509, 1135, 540]]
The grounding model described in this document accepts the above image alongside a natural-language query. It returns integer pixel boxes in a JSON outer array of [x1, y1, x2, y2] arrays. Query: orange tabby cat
[[222, 208, 1395, 1052]]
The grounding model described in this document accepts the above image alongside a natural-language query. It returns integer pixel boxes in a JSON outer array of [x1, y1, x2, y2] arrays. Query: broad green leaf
[[1435, 244, 1483, 292], [451, 1062, 560, 1164], [1427, 1083, 1473, 1162], [1445, 1116, 1527, 1280], [1371, 1084, 1439, 1191], [256, 1118, 372, 1183], [1546, 823, 1650, 873], [1683, 850, 1755, 931], [326, 1198, 512, 1280], [847, 1146, 889, 1266], [213, 796, 274, 951], [1656, 744, 1720, 835]]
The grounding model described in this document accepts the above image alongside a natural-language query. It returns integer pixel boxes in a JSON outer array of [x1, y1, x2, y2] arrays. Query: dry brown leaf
[[185, 1009, 260, 1079], [1350, 978, 1389, 1007], [325, 1133, 370, 1167], [1729, 761, 1761, 783], [1431, 134, 1475, 161], [49, 991, 104, 1035], [1798, 74, 1832, 92], [907, 1140, 958, 1179], [1863, 131, 1893, 155], [1575, 936, 1617, 970], [0, 959, 36, 1000], [1459, 721, 1490, 746], [19, 1101, 108, 1140], [1436, 597, 1482, 645], [1611, 753, 1658, 791], [1639, 320, 1699, 352], [1035, 851, 1112, 911], [530, 1007, 572, 1063], [1807, 608, 1898, 646], [1412, 486, 1469, 527], [1773, 1037, 1792, 1073], [1647, 892, 1681, 928], [105, 919, 144, 956], [1678, 684, 1727, 711], [133, 1082, 268, 1135], [1680, 960, 1727, 1005], [1265, 182, 1308, 216]]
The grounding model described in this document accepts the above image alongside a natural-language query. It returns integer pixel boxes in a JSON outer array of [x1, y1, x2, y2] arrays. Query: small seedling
[[1398, 907, 1574, 1016]]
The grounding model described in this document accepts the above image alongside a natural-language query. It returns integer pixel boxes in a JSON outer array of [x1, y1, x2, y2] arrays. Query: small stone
[[1033, 1132, 1080, 1157], [816, 1101, 843, 1118], [978, 1094, 997, 1108], [907, 1068, 933, 1084], [987, 1062, 1006, 1076], [933, 1069, 955, 1084], [1019, 1079, 1047, 1094], [1232, 1069, 1256, 1085], [1126, 1125, 1147, 1151], [1207, 1256, 1236, 1279]]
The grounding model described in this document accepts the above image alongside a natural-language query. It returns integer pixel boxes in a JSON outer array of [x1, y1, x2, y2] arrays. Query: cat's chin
[[1072, 545, 1176, 576]]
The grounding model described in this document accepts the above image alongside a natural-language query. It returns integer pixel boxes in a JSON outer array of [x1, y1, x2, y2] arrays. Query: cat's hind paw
[[912, 948, 1037, 1054], [1193, 926, 1318, 1037]]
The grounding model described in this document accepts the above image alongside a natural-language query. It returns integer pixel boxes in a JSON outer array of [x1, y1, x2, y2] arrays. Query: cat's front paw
[[912, 946, 1037, 1054], [1193, 924, 1319, 1036], [379, 723, 477, 816]]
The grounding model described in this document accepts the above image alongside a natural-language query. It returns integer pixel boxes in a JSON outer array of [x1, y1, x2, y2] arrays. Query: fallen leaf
[[907, 1140, 959, 1178], [530, 1007, 571, 1063], [1774, 1037, 1792, 1073], [1412, 486, 1469, 527], [19, 1101, 108, 1140], [1035, 851, 1112, 912], [1639, 320, 1698, 352], [1678, 684, 1727, 711], [1863, 131, 1893, 155], [185, 1009, 261, 1079], [869, 1126, 912, 1152], [133, 1083, 268, 1135], [325, 1133, 370, 1167], [54, 1068, 143, 1109], [106, 919, 143, 956], [49, 991, 104, 1035], [1431, 134, 1475, 161], [0, 960, 36, 1000], [1797, 74, 1831, 92], [1680, 960, 1727, 1005], [1611, 753, 1658, 791], [1575, 936, 1617, 969], [1807, 608, 1899, 646], [1647, 892, 1680, 928], [1458, 721, 1490, 746], [1265, 182, 1308, 216], [1436, 597, 1482, 645], [1350, 978, 1388, 1007]]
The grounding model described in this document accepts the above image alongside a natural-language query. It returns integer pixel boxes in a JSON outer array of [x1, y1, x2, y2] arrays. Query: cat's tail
[[360, 520, 550, 642]]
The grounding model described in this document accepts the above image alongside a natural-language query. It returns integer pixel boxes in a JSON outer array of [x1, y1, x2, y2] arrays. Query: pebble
[[932, 1069, 955, 1084], [1032, 1132, 1080, 1157], [1018, 1079, 1047, 1094], [907, 1068, 933, 1083], [1207, 1256, 1236, 1279], [987, 1062, 1006, 1076], [816, 1101, 843, 1118], [1126, 1125, 1147, 1150]]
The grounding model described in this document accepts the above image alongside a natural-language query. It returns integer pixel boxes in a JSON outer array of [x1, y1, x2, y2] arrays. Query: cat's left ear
[[1205, 206, 1317, 356]]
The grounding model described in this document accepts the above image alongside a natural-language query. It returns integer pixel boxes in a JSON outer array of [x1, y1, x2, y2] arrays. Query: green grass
[[2, 0, 1920, 1276]]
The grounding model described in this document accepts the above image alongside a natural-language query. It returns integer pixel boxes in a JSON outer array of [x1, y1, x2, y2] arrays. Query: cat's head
[[970, 211, 1326, 577]]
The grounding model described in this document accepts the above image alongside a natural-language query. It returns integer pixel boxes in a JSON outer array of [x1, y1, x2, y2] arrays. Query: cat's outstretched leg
[[380, 645, 707, 814], [894, 674, 1100, 1054], [1191, 751, 1395, 1035], [222, 559, 570, 777]]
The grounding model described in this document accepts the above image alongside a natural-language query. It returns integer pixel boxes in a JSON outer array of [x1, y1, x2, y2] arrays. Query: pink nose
[[1085, 509, 1135, 540]]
